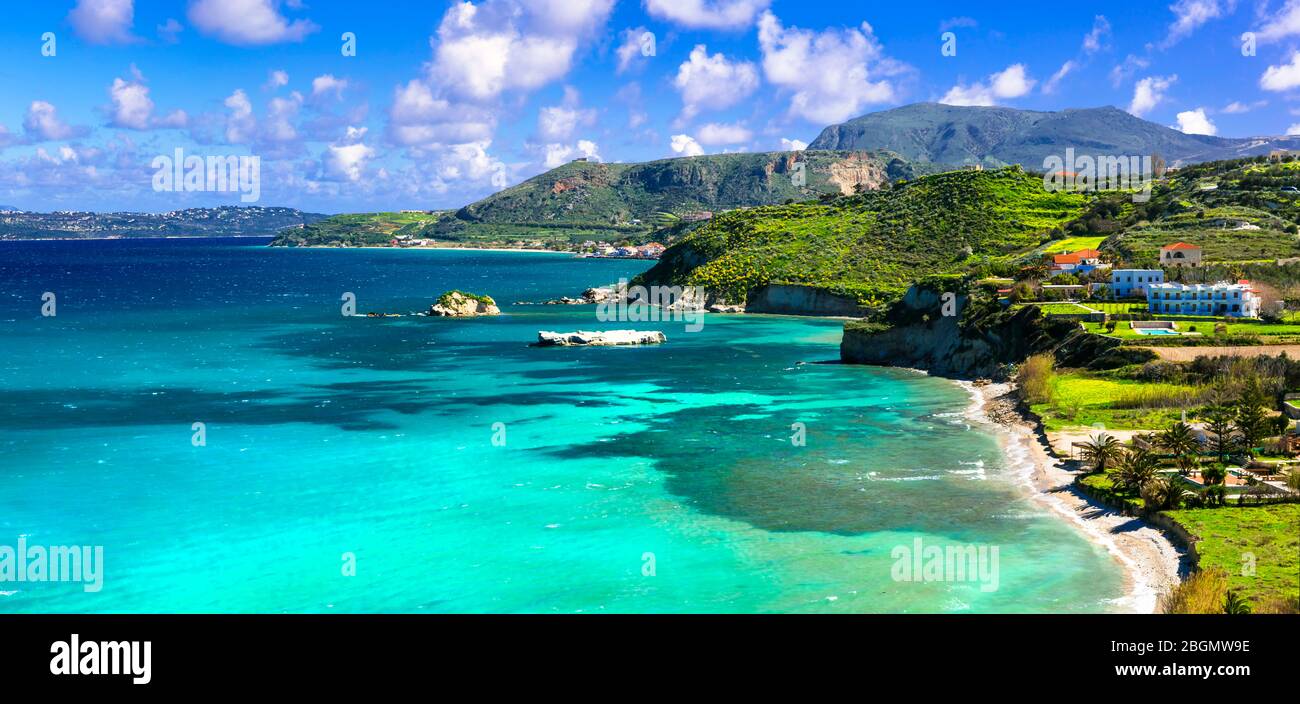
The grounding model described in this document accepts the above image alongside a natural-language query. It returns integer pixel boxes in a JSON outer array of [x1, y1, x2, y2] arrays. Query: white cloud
[[615, 27, 652, 74], [434, 140, 506, 184], [1082, 15, 1111, 54], [644, 0, 770, 30], [23, 101, 83, 141], [1128, 75, 1177, 116], [780, 137, 807, 151], [1288, 123, 1300, 136], [537, 87, 596, 141], [223, 90, 256, 143], [1043, 61, 1077, 95], [1222, 100, 1266, 114], [696, 122, 753, 145], [188, 0, 318, 45], [265, 70, 290, 90], [1257, 0, 1300, 41], [1174, 108, 1217, 135], [387, 79, 495, 147], [430, 0, 613, 101], [758, 11, 900, 124], [263, 93, 303, 143], [1110, 54, 1150, 87], [68, 0, 137, 45], [311, 74, 349, 98], [673, 45, 759, 120], [670, 134, 705, 157], [1261, 51, 1300, 92], [543, 139, 600, 168], [108, 77, 152, 129], [990, 64, 1036, 98], [108, 73, 188, 130], [1161, 0, 1234, 48], [941, 64, 1036, 106], [324, 127, 375, 182]]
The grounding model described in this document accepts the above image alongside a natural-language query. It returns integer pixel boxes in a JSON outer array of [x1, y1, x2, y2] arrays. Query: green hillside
[[1099, 157, 1300, 265], [426, 150, 930, 245], [271, 211, 451, 247], [637, 166, 1087, 306]]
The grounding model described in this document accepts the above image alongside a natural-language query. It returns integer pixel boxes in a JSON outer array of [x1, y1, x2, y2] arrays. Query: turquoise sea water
[[0, 238, 1127, 613]]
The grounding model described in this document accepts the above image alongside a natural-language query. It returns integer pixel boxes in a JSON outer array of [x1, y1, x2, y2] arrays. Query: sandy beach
[[959, 381, 1188, 614]]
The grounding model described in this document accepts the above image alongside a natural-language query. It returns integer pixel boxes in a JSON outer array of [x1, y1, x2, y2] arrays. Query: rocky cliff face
[[839, 285, 1144, 378], [745, 284, 868, 316]]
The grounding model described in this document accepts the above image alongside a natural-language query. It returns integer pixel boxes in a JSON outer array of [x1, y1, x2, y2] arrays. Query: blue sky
[[1, 0, 1298, 214]]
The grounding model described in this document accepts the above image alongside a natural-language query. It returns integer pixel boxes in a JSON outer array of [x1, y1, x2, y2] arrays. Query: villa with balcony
[[1146, 281, 1261, 318]]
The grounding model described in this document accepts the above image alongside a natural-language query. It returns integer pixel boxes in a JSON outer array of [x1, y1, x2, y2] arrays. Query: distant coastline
[[0, 234, 278, 242]]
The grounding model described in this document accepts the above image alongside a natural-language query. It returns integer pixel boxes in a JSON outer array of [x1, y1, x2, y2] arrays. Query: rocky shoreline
[[961, 380, 1187, 613]]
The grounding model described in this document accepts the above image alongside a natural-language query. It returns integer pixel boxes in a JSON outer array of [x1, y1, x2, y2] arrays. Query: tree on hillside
[[1159, 421, 1201, 475], [1079, 433, 1123, 473], [1140, 474, 1183, 510], [1159, 421, 1199, 457], [1116, 447, 1159, 493], [1202, 384, 1239, 462], [1234, 375, 1272, 456]]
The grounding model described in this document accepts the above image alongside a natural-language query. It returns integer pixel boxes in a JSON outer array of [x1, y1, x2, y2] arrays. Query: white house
[[1111, 269, 1164, 298], [1146, 281, 1261, 318]]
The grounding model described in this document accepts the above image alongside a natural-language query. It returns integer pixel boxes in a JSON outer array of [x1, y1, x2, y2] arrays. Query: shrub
[[1016, 354, 1056, 405], [1160, 569, 1230, 614]]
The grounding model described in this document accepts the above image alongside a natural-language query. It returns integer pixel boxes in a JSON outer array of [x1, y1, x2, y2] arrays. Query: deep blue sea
[[0, 237, 1126, 612]]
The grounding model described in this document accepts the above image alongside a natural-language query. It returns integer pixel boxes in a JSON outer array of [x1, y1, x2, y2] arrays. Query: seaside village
[[989, 235, 1300, 504], [388, 232, 667, 259], [973, 219, 1300, 610]]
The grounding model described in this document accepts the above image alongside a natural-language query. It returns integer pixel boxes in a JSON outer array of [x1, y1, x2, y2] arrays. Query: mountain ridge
[[808, 103, 1300, 168]]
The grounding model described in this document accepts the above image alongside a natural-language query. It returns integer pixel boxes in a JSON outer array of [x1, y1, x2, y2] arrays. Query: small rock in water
[[532, 330, 667, 347]]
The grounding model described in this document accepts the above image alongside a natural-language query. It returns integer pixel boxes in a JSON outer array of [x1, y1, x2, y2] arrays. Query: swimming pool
[[1135, 328, 1180, 335]]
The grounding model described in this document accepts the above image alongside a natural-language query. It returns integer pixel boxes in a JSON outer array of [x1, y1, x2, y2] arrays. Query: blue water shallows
[[0, 238, 1126, 613]]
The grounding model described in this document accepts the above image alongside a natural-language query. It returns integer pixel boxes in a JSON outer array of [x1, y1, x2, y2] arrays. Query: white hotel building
[[1110, 269, 1164, 298], [1146, 281, 1261, 318]]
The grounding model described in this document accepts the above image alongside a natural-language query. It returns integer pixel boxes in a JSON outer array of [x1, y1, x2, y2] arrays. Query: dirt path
[[1142, 344, 1300, 361]]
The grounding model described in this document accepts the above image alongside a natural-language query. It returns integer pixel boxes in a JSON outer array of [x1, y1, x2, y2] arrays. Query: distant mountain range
[[808, 103, 1300, 168], [0, 206, 327, 240]]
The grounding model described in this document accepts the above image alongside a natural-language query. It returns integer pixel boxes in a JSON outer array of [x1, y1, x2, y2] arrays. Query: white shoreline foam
[[954, 379, 1186, 614]]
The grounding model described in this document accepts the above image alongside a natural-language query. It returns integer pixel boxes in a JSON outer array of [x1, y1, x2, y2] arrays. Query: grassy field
[[272, 211, 450, 246], [1036, 302, 1093, 315], [1164, 504, 1300, 609], [1087, 301, 1147, 315], [1029, 370, 1192, 431], [1037, 235, 1107, 254], [1084, 316, 1300, 344]]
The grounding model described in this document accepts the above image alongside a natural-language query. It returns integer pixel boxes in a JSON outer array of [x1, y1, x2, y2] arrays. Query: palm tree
[[1116, 447, 1159, 493], [1139, 475, 1183, 510], [1158, 422, 1200, 459], [1173, 452, 1201, 476], [1079, 433, 1122, 473]]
